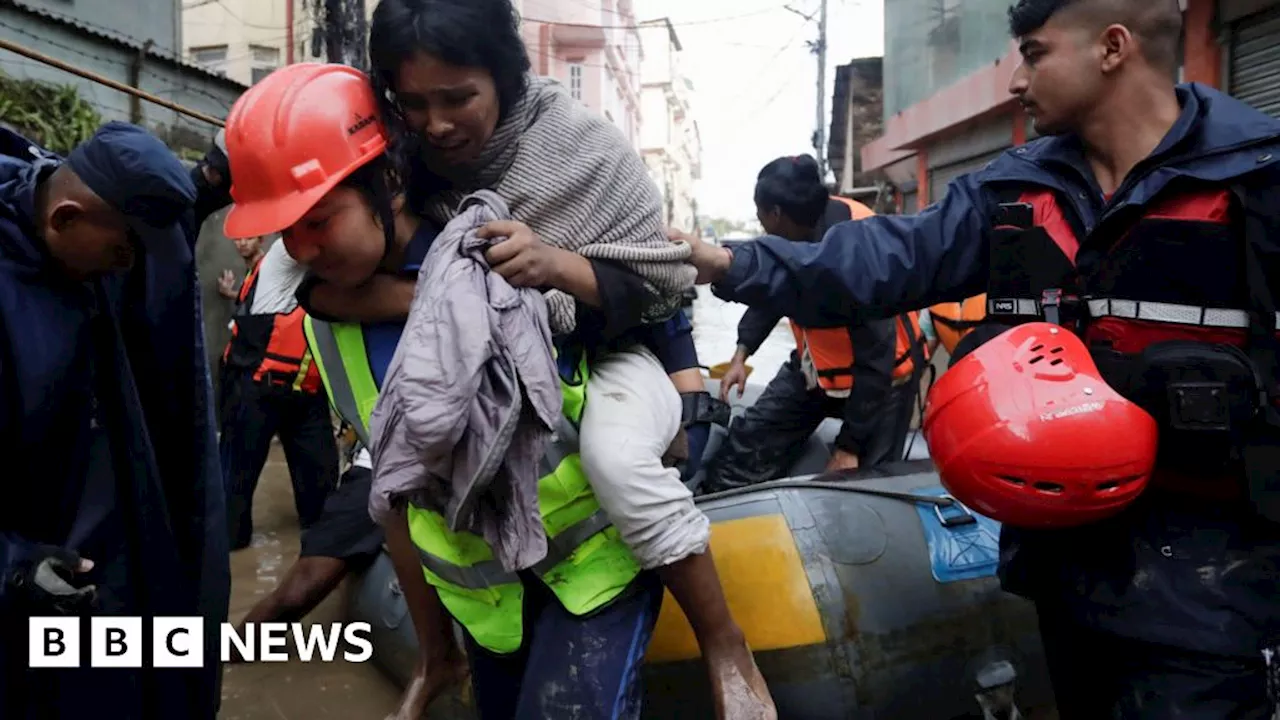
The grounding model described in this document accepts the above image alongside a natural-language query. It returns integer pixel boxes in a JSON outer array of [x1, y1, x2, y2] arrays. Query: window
[[249, 44, 280, 86], [568, 62, 584, 100], [250, 45, 279, 64], [190, 45, 228, 70]]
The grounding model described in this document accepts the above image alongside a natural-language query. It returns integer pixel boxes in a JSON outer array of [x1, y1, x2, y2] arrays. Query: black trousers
[[703, 354, 912, 492], [1036, 600, 1274, 719], [218, 367, 339, 550]]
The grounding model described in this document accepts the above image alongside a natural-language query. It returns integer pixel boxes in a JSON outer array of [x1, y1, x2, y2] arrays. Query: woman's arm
[[550, 251, 602, 307]]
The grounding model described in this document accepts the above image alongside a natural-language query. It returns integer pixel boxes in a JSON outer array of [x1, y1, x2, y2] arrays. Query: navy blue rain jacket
[[712, 83, 1280, 657], [0, 128, 229, 717]]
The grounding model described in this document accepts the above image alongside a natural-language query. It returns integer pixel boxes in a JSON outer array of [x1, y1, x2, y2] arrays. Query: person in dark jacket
[[0, 122, 229, 718], [191, 128, 232, 228], [703, 155, 907, 493], [680, 0, 1280, 716]]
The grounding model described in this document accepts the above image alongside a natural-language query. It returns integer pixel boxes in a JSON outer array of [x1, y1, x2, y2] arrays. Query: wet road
[[218, 448, 402, 719], [689, 285, 795, 382], [217, 288, 795, 719]]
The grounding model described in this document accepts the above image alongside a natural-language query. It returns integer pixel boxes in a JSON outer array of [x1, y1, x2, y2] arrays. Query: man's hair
[[754, 155, 829, 229], [1007, 0, 1183, 72]]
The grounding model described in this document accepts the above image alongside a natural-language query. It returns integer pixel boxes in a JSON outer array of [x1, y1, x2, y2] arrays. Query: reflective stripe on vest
[[414, 458, 616, 592], [988, 297, 1042, 318], [303, 319, 640, 655], [1087, 298, 1280, 330], [302, 316, 379, 449]]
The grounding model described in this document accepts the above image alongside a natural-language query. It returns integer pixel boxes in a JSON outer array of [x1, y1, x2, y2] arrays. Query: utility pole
[[786, 1, 830, 181], [323, 0, 345, 64], [815, 0, 828, 180], [320, 0, 367, 69], [351, 0, 367, 71]]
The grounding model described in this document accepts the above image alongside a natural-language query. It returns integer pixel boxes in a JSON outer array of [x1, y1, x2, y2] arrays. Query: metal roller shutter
[[901, 190, 918, 214], [1230, 9, 1280, 119], [928, 147, 1006, 205]]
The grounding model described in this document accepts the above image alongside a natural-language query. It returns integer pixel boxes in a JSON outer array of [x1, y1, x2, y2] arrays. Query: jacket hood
[[0, 151, 58, 269], [1183, 81, 1280, 154]]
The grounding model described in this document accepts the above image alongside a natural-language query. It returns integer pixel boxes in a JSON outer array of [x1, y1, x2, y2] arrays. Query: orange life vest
[[928, 294, 988, 355], [828, 195, 877, 221], [791, 197, 930, 392], [222, 256, 322, 393], [790, 311, 929, 393]]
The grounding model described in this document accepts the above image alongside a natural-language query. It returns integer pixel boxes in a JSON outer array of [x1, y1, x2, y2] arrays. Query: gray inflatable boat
[[345, 381, 1055, 718]]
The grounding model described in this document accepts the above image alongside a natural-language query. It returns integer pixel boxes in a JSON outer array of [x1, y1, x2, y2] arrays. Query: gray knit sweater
[[417, 74, 695, 334]]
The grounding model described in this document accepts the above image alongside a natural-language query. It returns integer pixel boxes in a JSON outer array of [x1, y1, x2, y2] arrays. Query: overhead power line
[[521, 5, 787, 30]]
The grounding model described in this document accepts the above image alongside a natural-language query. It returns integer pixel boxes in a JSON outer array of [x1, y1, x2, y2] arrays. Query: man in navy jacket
[[0, 122, 229, 718], [682, 0, 1280, 716]]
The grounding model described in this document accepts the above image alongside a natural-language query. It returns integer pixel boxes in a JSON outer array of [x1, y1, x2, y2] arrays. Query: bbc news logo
[[28, 617, 373, 667]]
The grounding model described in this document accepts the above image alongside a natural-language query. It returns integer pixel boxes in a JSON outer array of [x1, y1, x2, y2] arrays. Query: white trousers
[[579, 345, 711, 569]]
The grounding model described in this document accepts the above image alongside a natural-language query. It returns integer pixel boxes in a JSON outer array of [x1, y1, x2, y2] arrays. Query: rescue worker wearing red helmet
[[679, 0, 1280, 716], [219, 61, 768, 720], [220, 63, 465, 718]]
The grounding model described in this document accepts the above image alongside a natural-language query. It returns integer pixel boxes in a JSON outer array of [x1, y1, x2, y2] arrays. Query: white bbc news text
[[28, 617, 373, 667]]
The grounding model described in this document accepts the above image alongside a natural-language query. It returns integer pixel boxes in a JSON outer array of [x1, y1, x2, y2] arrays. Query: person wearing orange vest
[[219, 238, 339, 550], [702, 155, 928, 494], [925, 294, 990, 361]]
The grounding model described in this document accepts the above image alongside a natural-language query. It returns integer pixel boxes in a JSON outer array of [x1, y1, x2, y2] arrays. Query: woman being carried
[[295, 1, 774, 718]]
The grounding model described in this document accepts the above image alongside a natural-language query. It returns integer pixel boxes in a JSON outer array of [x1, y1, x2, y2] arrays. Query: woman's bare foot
[[703, 630, 777, 720], [383, 652, 470, 720]]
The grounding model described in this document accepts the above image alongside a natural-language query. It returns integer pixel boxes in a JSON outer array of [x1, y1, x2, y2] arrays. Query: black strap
[[899, 314, 928, 374], [896, 315, 931, 461], [930, 313, 985, 332], [1232, 183, 1280, 522], [816, 366, 855, 379], [679, 391, 730, 428]]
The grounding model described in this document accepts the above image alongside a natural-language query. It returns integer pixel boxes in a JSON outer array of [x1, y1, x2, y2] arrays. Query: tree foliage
[[0, 71, 101, 154]]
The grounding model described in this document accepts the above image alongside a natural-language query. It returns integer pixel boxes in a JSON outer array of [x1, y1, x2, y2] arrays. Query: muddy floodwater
[[217, 445, 402, 720], [217, 288, 794, 719]]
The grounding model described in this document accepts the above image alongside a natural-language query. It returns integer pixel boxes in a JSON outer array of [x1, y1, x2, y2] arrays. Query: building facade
[[183, 0, 378, 87], [827, 56, 888, 208], [521, 0, 644, 150], [182, 0, 646, 150], [862, 0, 1280, 213], [638, 18, 702, 233]]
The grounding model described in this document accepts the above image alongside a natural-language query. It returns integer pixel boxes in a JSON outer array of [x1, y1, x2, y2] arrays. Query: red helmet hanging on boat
[[921, 322, 1158, 529]]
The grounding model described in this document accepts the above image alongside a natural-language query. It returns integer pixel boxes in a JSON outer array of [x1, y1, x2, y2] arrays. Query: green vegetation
[[0, 71, 101, 154]]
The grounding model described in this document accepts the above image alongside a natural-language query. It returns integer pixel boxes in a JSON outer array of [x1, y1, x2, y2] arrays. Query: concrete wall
[[19, 0, 181, 54], [0, 4, 244, 156]]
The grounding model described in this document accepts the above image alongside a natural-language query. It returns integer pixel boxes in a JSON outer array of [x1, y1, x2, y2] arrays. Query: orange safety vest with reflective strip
[[928, 294, 988, 356], [790, 197, 930, 391], [222, 256, 322, 393], [790, 311, 929, 391]]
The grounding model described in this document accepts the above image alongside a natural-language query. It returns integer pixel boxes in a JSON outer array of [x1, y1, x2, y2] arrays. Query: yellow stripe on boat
[[645, 513, 826, 662]]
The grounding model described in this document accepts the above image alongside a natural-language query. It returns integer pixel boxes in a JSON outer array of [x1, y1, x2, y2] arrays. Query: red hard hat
[[222, 63, 388, 239], [921, 322, 1157, 529]]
